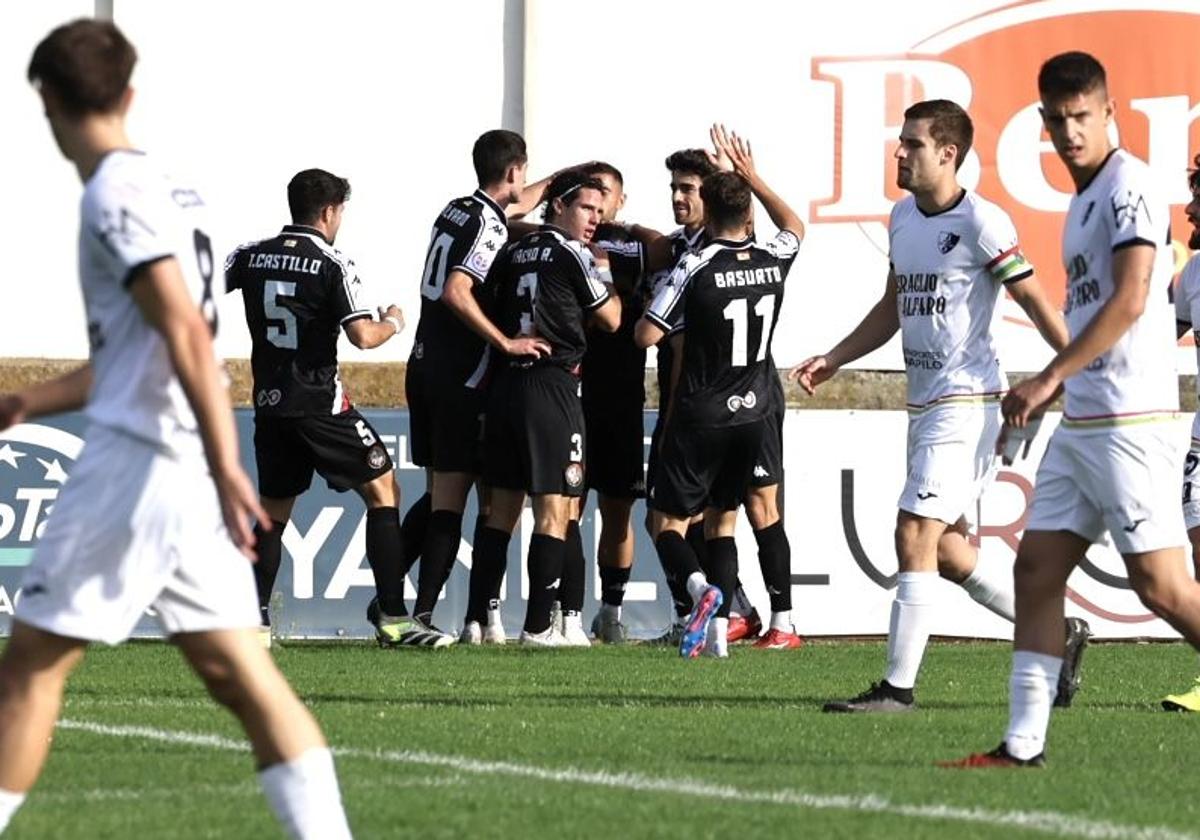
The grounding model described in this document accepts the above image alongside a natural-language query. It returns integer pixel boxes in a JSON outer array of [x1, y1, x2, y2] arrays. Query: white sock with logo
[[0, 788, 26, 833], [1005, 650, 1062, 760], [259, 747, 352, 840], [770, 611, 792, 632], [884, 571, 939, 690], [960, 564, 1016, 622], [685, 572, 710, 603]]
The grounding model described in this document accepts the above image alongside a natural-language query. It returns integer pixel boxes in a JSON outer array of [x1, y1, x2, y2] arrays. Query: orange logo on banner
[[811, 1, 1200, 306]]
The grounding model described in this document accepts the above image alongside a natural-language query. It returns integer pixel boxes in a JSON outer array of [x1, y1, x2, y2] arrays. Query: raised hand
[[704, 123, 736, 173]]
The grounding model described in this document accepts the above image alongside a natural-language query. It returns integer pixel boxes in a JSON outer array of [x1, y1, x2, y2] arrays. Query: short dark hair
[[543, 170, 604, 223], [1038, 51, 1107, 102], [287, 169, 351, 225], [701, 172, 752, 231], [473, 130, 527, 187], [903, 99, 974, 170], [665, 149, 717, 179], [27, 18, 136, 117], [579, 161, 623, 186], [1189, 153, 1200, 195]]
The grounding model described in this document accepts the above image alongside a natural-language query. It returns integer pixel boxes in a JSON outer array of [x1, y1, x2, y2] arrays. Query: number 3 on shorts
[[355, 419, 377, 447], [569, 432, 582, 462]]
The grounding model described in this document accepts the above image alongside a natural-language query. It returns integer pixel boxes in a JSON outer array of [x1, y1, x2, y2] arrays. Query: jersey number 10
[[722, 295, 776, 367]]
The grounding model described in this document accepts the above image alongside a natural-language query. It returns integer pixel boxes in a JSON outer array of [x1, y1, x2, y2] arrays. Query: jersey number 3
[[722, 295, 776, 367]]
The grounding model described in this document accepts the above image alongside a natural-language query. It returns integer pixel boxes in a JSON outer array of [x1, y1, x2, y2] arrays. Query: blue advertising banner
[[0, 411, 678, 640]]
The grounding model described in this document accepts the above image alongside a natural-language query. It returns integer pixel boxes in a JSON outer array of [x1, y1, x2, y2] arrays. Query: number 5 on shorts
[[356, 420, 377, 447]]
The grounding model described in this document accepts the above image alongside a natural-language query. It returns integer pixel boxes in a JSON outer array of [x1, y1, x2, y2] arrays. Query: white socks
[[1005, 650, 1062, 760], [0, 788, 25, 834], [961, 564, 1016, 622], [770, 610, 792, 632], [685, 572, 709, 603], [707, 617, 729, 657], [259, 747, 353, 840], [884, 571, 939, 690]]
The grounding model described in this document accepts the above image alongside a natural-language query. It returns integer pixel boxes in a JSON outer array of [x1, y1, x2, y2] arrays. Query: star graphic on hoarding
[[0, 444, 24, 469], [37, 458, 68, 484]]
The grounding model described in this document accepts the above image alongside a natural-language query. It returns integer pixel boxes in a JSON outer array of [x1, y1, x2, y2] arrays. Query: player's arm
[[1006, 275, 1069, 351], [789, 269, 899, 394], [0, 364, 93, 431], [635, 258, 690, 349], [586, 246, 621, 333], [711, 124, 805, 241], [128, 258, 267, 557], [443, 269, 550, 356], [623, 223, 675, 273], [1003, 244, 1156, 426], [345, 305, 404, 350]]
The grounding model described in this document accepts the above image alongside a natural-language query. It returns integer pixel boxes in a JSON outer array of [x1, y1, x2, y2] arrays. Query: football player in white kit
[[1164, 161, 1200, 712], [946, 52, 1200, 767], [791, 99, 1083, 713], [0, 20, 352, 837]]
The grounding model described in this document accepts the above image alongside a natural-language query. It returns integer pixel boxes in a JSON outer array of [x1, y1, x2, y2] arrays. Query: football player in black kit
[[647, 149, 766, 645], [475, 170, 622, 646], [574, 162, 672, 644], [224, 169, 422, 645], [636, 128, 803, 658], [404, 129, 552, 646]]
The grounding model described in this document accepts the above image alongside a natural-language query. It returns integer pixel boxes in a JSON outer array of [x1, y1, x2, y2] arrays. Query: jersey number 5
[[264, 280, 298, 349], [722, 295, 777, 367]]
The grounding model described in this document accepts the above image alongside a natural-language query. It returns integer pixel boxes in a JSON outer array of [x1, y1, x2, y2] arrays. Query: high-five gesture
[[710, 123, 757, 182]]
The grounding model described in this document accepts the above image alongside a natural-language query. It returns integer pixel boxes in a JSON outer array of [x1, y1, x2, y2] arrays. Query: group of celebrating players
[[7, 16, 1200, 840]]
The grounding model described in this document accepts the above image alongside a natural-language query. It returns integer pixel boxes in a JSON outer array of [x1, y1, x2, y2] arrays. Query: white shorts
[[897, 402, 1000, 525], [16, 424, 259, 645], [1027, 423, 1186, 554], [1183, 415, 1200, 532]]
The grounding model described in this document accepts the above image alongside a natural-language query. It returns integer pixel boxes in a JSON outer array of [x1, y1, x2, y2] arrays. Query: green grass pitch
[[5, 638, 1200, 839]]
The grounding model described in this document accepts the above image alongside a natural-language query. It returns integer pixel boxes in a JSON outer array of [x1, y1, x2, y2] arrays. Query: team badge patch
[[470, 251, 491, 272], [367, 446, 388, 470], [937, 232, 960, 254], [564, 462, 584, 488]]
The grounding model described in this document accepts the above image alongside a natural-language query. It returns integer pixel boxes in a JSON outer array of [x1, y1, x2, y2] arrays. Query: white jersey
[[80, 150, 217, 459], [1060, 149, 1177, 427], [888, 191, 1032, 410], [1173, 252, 1200, 441]]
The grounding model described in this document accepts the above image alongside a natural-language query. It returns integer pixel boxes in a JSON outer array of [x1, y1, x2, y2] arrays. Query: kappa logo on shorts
[[565, 463, 584, 488], [255, 389, 282, 408], [937, 231, 960, 254], [753, 465, 770, 479], [726, 390, 758, 414], [366, 446, 388, 470]]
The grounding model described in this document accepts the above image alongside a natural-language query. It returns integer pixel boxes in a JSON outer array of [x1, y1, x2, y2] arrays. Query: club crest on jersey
[[564, 462, 584, 488], [726, 390, 758, 414], [256, 389, 282, 408], [366, 446, 388, 470], [470, 252, 491, 271], [937, 232, 960, 254]]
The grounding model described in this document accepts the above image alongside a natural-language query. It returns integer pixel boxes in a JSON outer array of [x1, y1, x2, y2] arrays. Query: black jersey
[[410, 189, 508, 388], [582, 223, 649, 406], [492, 225, 611, 373], [225, 225, 372, 417], [649, 226, 706, 408], [645, 230, 800, 428]]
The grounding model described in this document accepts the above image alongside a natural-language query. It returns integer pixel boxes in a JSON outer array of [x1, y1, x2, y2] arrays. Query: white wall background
[[3, 1, 1200, 375]]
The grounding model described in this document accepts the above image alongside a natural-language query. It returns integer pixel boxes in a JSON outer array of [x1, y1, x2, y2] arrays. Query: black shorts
[[254, 410, 393, 498], [750, 404, 784, 488], [484, 366, 586, 497], [650, 420, 765, 517], [406, 362, 486, 474], [583, 397, 646, 499]]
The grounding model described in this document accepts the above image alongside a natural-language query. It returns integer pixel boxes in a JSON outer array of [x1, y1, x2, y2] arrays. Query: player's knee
[[361, 471, 399, 508], [192, 656, 250, 711]]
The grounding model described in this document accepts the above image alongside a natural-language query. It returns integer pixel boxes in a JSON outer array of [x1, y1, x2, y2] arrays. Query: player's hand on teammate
[[588, 243, 611, 271], [503, 334, 552, 359], [789, 355, 837, 395], [709, 123, 756, 181], [0, 394, 27, 432], [1001, 371, 1060, 428], [213, 463, 270, 561], [378, 304, 404, 334]]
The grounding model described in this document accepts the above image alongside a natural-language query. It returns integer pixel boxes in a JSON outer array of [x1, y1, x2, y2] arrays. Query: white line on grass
[[58, 719, 1194, 840]]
